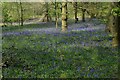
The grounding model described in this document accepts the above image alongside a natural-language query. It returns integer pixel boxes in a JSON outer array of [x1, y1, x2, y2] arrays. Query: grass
[[2, 21, 118, 78], [2, 22, 57, 32], [2, 18, 98, 32]]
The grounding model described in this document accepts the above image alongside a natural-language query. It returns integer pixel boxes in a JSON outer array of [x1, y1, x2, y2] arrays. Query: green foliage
[[112, 7, 120, 16], [2, 22, 118, 78], [2, 3, 13, 24], [1, 2, 112, 24], [99, 19, 108, 24], [2, 2, 44, 24]]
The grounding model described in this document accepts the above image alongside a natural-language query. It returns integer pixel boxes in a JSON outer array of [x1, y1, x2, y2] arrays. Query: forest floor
[[2, 19, 118, 78], [3, 19, 105, 35]]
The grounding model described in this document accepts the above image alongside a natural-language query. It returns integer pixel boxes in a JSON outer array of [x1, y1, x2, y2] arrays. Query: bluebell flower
[[90, 68, 95, 73], [41, 42, 45, 46], [4, 32, 20, 36], [77, 67, 81, 72], [14, 32, 21, 36], [94, 34, 99, 37], [81, 42, 85, 46], [93, 74, 99, 78], [21, 31, 31, 35], [87, 73, 91, 77]]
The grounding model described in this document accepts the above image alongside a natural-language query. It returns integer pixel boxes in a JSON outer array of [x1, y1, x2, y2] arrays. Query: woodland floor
[[2, 19, 118, 78]]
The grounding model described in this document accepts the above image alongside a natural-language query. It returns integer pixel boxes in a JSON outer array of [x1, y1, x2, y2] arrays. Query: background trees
[[1, 2, 111, 26], [1, 2, 120, 47]]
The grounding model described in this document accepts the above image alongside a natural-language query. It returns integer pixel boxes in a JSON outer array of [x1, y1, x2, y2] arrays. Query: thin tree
[[45, 2, 49, 22], [16, 2, 20, 26], [73, 2, 78, 23], [55, 1, 58, 28], [42, 2, 52, 22], [79, 3, 87, 22], [81, 8, 86, 22], [62, 1, 67, 32], [19, 1, 24, 26]]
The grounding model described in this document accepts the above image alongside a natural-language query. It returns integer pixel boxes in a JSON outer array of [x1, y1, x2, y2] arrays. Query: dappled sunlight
[[2, 24, 118, 78], [1, 2, 119, 78]]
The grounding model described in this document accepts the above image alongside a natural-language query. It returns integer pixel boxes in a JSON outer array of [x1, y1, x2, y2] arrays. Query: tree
[[55, 1, 58, 28], [45, 2, 49, 22], [110, 2, 120, 47], [42, 2, 51, 22], [73, 2, 78, 23], [19, 1, 24, 26], [2, 3, 13, 26], [15, 2, 21, 26], [105, 3, 113, 32], [78, 2, 88, 22], [62, 1, 68, 32], [81, 8, 86, 22]]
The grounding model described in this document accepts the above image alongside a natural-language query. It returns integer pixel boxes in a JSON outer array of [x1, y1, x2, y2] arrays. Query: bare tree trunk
[[82, 9, 86, 22], [111, 2, 120, 47], [60, 3, 62, 13], [62, 2, 67, 32], [19, 1, 23, 26], [55, 1, 58, 28], [105, 3, 113, 32], [16, 2, 20, 26], [73, 2, 78, 23], [42, 3, 52, 22], [55, 15, 58, 28], [45, 2, 49, 22]]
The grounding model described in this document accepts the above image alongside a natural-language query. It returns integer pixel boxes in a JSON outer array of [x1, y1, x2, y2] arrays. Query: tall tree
[[110, 2, 120, 47], [19, 1, 24, 26], [45, 2, 49, 22], [79, 2, 88, 22], [62, 1, 67, 32], [105, 3, 113, 32], [81, 8, 86, 22], [42, 2, 52, 22], [16, 2, 21, 26], [73, 2, 78, 23], [55, 1, 58, 28]]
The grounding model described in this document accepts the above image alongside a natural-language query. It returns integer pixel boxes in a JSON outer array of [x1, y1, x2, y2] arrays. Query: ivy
[[111, 7, 120, 16]]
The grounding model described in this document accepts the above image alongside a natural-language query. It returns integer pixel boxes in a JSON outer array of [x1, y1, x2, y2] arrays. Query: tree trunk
[[16, 3, 20, 26], [82, 9, 86, 22], [73, 2, 78, 23], [42, 3, 52, 22], [62, 2, 67, 32], [55, 1, 58, 28], [111, 2, 120, 47], [19, 2, 23, 26], [46, 2, 49, 22], [106, 3, 113, 32], [55, 15, 58, 28]]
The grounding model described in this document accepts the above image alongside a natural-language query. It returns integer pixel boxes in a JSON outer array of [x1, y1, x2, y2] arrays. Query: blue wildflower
[[77, 67, 81, 72], [90, 68, 95, 73], [93, 74, 99, 78]]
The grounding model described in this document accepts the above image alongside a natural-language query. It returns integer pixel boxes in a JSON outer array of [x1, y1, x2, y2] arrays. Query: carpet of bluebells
[[2, 20, 118, 78]]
